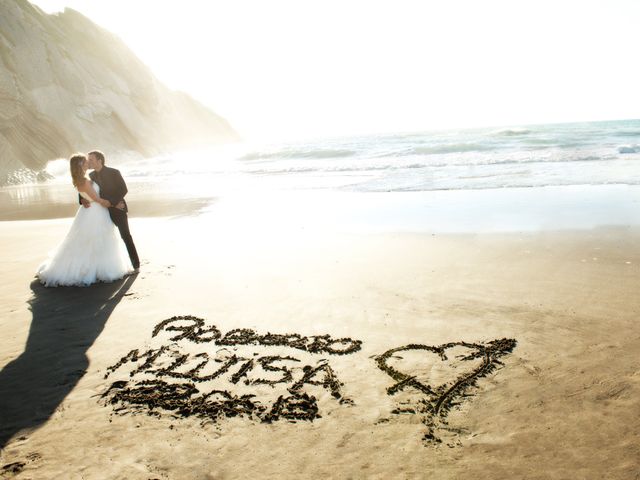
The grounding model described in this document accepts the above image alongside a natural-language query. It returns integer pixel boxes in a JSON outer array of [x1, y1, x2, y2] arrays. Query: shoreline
[[2, 183, 640, 233]]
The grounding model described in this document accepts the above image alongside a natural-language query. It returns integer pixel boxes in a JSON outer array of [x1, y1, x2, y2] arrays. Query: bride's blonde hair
[[69, 153, 87, 188]]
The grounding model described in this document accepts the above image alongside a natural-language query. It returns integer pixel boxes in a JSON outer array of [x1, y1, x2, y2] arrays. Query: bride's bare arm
[[78, 180, 110, 208]]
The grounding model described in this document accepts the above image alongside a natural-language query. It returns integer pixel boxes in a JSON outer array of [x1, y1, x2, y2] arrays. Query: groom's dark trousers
[[80, 166, 140, 269]]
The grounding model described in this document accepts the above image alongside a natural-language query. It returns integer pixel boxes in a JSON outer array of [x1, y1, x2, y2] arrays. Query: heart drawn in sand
[[376, 338, 517, 416]]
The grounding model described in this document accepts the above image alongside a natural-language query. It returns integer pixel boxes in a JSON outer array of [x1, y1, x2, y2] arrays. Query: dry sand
[[0, 213, 639, 479]]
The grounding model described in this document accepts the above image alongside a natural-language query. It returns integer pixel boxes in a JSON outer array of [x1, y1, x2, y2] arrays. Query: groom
[[80, 150, 141, 271]]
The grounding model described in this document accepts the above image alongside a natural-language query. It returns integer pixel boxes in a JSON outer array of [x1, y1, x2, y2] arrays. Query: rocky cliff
[[0, 0, 239, 184]]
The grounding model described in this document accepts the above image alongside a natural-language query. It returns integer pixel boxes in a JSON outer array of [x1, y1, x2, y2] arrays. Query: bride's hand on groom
[[99, 199, 111, 208], [114, 201, 125, 210]]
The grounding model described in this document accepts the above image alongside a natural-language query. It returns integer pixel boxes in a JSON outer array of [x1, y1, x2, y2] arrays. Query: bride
[[37, 153, 133, 287]]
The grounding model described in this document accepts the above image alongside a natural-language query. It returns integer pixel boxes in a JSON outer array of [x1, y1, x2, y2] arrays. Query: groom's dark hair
[[88, 150, 105, 166]]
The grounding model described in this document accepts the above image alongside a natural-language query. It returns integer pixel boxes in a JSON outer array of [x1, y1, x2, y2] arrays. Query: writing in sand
[[101, 315, 516, 443]]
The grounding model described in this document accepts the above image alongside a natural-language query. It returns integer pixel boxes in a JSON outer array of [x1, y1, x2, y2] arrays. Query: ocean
[[37, 118, 640, 194]]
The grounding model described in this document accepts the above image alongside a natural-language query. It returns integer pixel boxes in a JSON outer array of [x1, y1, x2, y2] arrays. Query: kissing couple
[[37, 150, 140, 287]]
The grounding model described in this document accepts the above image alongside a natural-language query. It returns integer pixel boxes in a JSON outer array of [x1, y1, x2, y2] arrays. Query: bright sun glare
[[30, 0, 640, 141]]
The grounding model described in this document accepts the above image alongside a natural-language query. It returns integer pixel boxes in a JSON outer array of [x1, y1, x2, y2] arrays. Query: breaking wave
[[239, 148, 356, 161]]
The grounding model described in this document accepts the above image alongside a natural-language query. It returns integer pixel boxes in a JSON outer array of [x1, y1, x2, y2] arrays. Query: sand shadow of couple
[[0, 275, 136, 451]]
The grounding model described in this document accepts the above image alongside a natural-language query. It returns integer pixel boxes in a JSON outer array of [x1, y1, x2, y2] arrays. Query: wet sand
[[0, 192, 639, 478], [0, 183, 215, 221]]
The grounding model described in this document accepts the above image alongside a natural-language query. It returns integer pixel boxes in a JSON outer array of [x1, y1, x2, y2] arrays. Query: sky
[[31, 0, 640, 142]]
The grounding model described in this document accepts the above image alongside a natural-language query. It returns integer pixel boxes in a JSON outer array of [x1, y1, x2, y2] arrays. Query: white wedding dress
[[37, 182, 133, 287]]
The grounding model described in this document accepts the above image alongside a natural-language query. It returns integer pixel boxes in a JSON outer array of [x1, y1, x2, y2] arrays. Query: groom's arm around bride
[[85, 150, 140, 271], [91, 166, 128, 212]]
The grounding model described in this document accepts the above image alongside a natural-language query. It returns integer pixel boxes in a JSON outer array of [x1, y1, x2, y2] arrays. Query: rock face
[[0, 0, 239, 184]]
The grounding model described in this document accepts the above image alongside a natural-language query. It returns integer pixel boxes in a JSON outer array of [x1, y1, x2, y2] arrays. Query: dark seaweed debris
[[101, 341, 352, 424], [1, 462, 26, 476], [104, 346, 170, 379], [106, 347, 309, 388], [292, 361, 346, 402], [262, 392, 319, 423], [152, 316, 362, 355], [152, 315, 221, 343], [375, 338, 517, 444], [253, 356, 300, 385], [101, 380, 263, 421], [100, 380, 323, 424]]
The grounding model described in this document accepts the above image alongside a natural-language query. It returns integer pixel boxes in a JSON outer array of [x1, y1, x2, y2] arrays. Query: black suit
[[79, 166, 140, 269]]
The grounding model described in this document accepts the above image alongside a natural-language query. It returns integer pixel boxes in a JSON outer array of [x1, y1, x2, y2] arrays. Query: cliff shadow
[[0, 276, 136, 450]]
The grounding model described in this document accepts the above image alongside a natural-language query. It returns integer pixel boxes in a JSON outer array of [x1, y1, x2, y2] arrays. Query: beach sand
[[1, 194, 639, 479]]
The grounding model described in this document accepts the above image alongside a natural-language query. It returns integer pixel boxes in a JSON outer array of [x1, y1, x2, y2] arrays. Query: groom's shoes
[[126, 267, 139, 276]]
